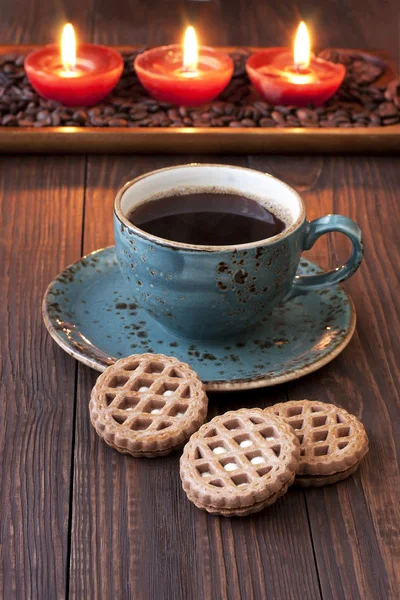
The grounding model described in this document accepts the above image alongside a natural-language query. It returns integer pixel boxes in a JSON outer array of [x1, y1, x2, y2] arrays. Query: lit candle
[[246, 22, 346, 107], [25, 24, 123, 107], [134, 26, 234, 106]]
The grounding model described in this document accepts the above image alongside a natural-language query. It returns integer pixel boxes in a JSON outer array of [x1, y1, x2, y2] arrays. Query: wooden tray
[[0, 45, 398, 155]]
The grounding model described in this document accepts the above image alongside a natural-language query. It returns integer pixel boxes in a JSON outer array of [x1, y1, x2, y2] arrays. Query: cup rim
[[114, 164, 306, 252]]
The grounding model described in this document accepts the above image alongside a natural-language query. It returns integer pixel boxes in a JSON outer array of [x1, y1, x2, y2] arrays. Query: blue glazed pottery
[[114, 164, 363, 340], [42, 247, 356, 392]]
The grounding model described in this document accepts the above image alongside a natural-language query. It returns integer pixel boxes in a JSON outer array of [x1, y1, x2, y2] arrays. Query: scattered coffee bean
[[259, 117, 276, 127], [2, 114, 18, 126], [378, 102, 398, 117], [0, 49, 397, 130], [240, 118, 256, 127], [271, 111, 285, 124], [382, 116, 399, 125], [108, 118, 128, 127]]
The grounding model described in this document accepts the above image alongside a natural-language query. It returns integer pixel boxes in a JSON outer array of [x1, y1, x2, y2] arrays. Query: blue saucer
[[43, 246, 356, 391]]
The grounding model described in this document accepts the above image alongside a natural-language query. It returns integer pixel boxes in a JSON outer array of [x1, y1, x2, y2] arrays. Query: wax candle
[[25, 24, 123, 107], [134, 27, 234, 106], [246, 22, 346, 107]]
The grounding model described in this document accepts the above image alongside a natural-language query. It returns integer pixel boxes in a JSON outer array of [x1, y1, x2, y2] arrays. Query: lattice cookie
[[265, 400, 369, 487], [180, 408, 300, 516], [89, 354, 208, 457]]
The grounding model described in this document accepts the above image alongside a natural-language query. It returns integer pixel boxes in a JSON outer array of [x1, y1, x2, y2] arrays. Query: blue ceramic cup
[[114, 164, 363, 340]]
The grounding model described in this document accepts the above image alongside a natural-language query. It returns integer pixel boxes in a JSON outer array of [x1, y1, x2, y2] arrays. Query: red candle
[[246, 22, 346, 107], [134, 27, 234, 106], [25, 24, 123, 107]]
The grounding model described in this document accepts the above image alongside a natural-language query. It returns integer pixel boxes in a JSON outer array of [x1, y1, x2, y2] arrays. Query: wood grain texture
[[217, 0, 399, 62], [1, 1, 399, 599], [69, 155, 322, 600], [0, 0, 94, 45], [252, 155, 400, 600], [0, 156, 86, 599]]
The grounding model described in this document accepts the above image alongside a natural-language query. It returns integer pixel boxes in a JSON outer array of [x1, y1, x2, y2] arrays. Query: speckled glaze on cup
[[114, 164, 363, 340]]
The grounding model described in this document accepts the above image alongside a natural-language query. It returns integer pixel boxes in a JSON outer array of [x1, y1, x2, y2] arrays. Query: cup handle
[[284, 214, 363, 302]]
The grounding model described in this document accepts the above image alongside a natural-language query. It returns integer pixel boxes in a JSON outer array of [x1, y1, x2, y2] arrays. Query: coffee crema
[[127, 192, 286, 246]]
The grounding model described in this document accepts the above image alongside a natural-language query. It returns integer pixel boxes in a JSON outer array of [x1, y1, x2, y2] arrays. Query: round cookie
[[265, 400, 369, 486], [180, 408, 300, 516], [90, 354, 208, 457]]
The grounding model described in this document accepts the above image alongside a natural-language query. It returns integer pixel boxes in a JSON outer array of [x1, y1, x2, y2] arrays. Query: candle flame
[[294, 21, 310, 69], [183, 26, 198, 71], [61, 23, 76, 71]]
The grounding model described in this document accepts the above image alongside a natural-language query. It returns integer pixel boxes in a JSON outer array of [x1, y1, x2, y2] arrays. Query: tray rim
[[1, 45, 399, 154]]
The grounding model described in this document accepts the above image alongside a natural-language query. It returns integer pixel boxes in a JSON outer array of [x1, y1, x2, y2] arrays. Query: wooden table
[[1, 1, 399, 598]]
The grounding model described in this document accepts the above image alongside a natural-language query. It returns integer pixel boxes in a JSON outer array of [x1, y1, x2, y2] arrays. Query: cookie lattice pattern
[[267, 400, 368, 476], [96, 355, 203, 432], [182, 409, 299, 508]]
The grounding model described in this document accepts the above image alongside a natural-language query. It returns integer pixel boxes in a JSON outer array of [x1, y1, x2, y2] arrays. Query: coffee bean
[[88, 107, 101, 119], [72, 110, 87, 124], [51, 111, 61, 126], [37, 110, 50, 121], [90, 117, 106, 127], [297, 108, 318, 122], [352, 109, 369, 119], [136, 118, 152, 126], [224, 102, 235, 115], [369, 112, 381, 125], [271, 111, 285, 124], [378, 102, 398, 117], [178, 106, 188, 118], [252, 101, 271, 115], [211, 102, 225, 115], [167, 108, 180, 120], [286, 117, 301, 127], [240, 118, 256, 127], [334, 116, 350, 125], [108, 118, 128, 127], [2, 114, 17, 126], [192, 121, 210, 128], [301, 120, 320, 128], [259, 117, 276, 127], [383, 116, 399, 125], [131, 110, 148, 121], [199, 112, 213, 121], [0, 49, 397, 130]]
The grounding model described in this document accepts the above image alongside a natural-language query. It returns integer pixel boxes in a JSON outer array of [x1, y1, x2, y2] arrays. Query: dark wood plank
[[217, 0, 398, 63], [0, 156, 86, 599], [93, 0, 185, 46], [250, 155, 400, 599], [0, 0, 94, 44], [69, 155, 322, 600]]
